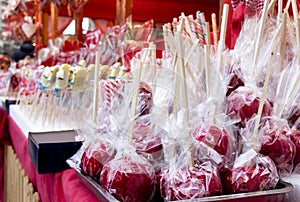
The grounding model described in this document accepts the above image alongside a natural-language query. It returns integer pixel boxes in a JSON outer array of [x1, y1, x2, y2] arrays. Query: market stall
[[1, 0, 300, 202]]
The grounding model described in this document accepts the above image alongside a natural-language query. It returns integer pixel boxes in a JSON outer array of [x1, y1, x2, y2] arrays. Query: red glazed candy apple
[[160, 161, 222, 200], [132, 119, 163, 160], [226, 86, 272, 127], [259, 124, 296, 171], [290, 129, 300, 166], [136, 82, 153, 116], [80, 139, 116, 180], [100, 155, 155, 202], [221, 151, 279, 194], [192, 125, 229, 156], [226, 69, 244, 96], [287, 105, 300, 130]]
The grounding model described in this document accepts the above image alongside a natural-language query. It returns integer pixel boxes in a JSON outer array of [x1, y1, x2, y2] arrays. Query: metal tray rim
[[68, 159, 293, 202]]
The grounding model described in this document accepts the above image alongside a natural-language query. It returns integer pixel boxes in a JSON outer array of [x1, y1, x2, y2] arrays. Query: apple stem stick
[[291, 0, 300, 64], [128, 49, 148, 145], [279, 11, 287, 72], [204, 45, 211, 99], [212, 13, 218, 50], [252, 0, 270, 69], [253, 23, 282, 141], [267, 0, 277, 14], [92, 51, 101, 123], [183, 39, 203, 96], [285, 0, 291, 10], [278, 0, 283, 18], [217, 4, 229, 74], [150, 43, 157, 96]]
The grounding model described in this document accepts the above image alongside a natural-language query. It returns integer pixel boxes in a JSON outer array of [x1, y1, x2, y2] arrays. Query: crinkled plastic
[[132, 115, 164, 161], [291, 129, 300, 173], [258, 117, 296, 175], [160, 160, 222, 200], [221, 149, 279, 194], [192, 124, 231, 167], [80, 138, 116, 180], [100, 152, 156, 202], [226, 86, 273, 127]]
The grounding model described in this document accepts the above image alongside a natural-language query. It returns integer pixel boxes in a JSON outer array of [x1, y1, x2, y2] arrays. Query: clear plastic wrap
[[258, 117, 296, 175], [132, 115, 164, 162], [226, 86, 273, 127], [159, 139, 223, 201], [99, 149, 156, 202], [80, 138, 116, 181], [221, 149, 279, 194]]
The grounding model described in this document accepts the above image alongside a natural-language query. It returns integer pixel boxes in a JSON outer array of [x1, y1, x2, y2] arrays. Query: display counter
[[0, 107, 98, 202]]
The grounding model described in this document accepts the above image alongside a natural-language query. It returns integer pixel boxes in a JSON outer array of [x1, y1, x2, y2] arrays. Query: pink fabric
[[0, 144, 3, 202], [0, 108, 11, 202], [0, 114, 98, 202]]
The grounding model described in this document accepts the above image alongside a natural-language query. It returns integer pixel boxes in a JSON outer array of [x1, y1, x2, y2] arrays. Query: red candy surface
[[192, 125, 229, 156], [226, 86, 272, 127], [100, 155, 155, 202], [226, 70, 244, 96], [136, 82, 153, 116], [80, 140, 116, 180], [133, 120, 163, 159], [260, 125, 296, 172], [221, 152, 279, 194], [160, 161, 222, 200], [290, 129, 300, 166]]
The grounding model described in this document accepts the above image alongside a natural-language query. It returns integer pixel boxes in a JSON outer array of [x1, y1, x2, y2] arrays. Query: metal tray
[[68, 159, 293, 202], [168, 181, 293, 202]]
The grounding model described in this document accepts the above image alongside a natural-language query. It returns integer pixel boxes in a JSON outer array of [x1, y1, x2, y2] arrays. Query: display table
[[0, 106, 98, 202]]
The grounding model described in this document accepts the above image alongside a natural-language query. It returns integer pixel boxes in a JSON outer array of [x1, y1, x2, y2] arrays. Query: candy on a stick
[[221, 149, 279, 194], [256, 117, 296, 174], [160, 161, 222, 200], [100, 155, 155, 202], [80, 139, 116, 180], [217, 4, 229, 74], [53, 64, 71, 97], [226, 86, 272, 127]]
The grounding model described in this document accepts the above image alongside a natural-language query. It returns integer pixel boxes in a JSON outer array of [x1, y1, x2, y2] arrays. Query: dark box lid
[[28, 130, 83, 174]]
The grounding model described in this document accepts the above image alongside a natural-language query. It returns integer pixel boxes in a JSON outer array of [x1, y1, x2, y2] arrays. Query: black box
[[28, 130, 83, 174], [5, 99, 16, 114]]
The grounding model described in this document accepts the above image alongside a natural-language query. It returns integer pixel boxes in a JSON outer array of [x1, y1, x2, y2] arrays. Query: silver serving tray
[[68, 159, 293, 202]]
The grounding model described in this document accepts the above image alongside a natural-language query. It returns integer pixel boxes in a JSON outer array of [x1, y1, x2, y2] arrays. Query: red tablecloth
[[0, 107, 98, 202]]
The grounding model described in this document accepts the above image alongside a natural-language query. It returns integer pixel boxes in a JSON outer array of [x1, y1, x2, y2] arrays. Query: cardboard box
[[28, 130, 83, 174]]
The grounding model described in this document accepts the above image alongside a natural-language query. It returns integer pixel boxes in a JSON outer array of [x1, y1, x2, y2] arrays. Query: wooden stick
[[204, 44, 211, 99], [285, 0, 291, 10], [267, 0, 277, 14], [278, 0, 283, 18], [291, 0, 300, 64], [217, 4, 229, 74], [128, 51, 145, 145], [150, 43, 157, 96], [92, 51, 101, 123], [253, 23, 282, 139], [253, 0, 270, 67], [279, 11, 288, 72], [205, 22, 211, 49], [212, 13, 218, 49]]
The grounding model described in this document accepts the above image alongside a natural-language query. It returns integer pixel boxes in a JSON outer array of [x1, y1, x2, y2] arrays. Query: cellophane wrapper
[[258, 117, 296, 176], [99, 147, 156, 202], [221, 149, 279, 194]]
